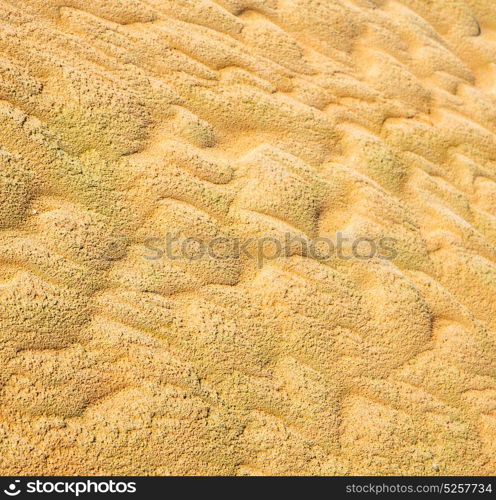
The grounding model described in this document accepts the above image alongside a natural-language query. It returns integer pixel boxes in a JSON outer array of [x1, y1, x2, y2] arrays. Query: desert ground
[[0, 0, 495, 475]]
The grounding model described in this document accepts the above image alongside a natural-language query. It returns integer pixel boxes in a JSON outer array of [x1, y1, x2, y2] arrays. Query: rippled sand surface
[[0, 0, 496, 475]]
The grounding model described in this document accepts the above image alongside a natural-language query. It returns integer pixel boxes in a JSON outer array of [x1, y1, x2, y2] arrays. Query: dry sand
[[0, 0, 495, 476]]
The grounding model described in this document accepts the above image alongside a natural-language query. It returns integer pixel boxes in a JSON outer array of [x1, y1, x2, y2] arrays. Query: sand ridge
[[0, 0, 495, 475]]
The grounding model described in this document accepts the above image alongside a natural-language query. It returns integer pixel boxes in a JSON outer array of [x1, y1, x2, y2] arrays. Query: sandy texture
[[0, 0, 496, 476]]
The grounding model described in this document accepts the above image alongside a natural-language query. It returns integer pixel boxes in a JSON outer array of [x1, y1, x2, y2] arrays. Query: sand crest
[[0, 0, 495, 475]]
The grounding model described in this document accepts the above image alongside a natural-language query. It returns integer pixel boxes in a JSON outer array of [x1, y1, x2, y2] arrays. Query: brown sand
[[0, 0, 495, 476]]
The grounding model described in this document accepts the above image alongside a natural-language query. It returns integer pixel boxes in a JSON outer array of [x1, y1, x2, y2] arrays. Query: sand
[[0, 0, 495, 476]]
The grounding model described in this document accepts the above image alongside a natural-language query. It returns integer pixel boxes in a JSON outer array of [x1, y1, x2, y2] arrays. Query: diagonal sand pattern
[[0, 0, 495, 475]]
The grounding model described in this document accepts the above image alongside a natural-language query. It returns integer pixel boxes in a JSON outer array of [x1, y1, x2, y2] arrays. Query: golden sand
[[0, 0, 495, 475]]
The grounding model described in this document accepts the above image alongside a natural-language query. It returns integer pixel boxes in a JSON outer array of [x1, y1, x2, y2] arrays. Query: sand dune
[[0, 0, 495, 475]]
